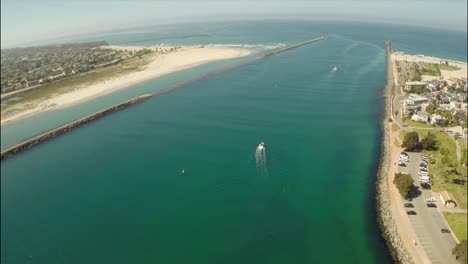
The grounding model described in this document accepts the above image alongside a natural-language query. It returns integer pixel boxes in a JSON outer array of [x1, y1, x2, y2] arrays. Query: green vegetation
[[409, 67, 422, 81], [402, 131, 419, 151], [421, 132, 438, 150], [405, 119, 433, 128], [415, 129, 467, 208], [420, 63, 441, 76], [1, 57, 149, 113], [391, 123, 400, 132], [440, 64, 461, 71], [453, 240, 467, 263], [408, 63, 441, 82], [452, 240, 468, 263], [444, 213, 467, 241], [426, 102, 438, 114], [393, 173, 415, 199]]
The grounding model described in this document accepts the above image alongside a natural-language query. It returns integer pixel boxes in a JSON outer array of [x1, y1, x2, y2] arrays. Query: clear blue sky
[[1, 0, 467, 48]]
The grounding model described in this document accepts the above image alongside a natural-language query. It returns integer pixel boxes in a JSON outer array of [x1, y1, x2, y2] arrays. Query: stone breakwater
[[376, 42, 413, 264], [1, 37, 326, 161], [1, 94, 152, 160], [149, 37, 327, 98]]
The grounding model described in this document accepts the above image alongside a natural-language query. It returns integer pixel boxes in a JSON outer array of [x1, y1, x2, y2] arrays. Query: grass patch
[[391, 123, 400, 132], [405, 119, 433, 128], [443, 212, 467, 241], [439, 64, 461, 71], [421, 63, 441, 76], [398, 130, 407, 143], [393, 138, 400, 147]]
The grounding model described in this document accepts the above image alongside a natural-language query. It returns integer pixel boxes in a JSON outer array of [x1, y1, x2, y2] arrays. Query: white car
[[426, 197, 436, 202]]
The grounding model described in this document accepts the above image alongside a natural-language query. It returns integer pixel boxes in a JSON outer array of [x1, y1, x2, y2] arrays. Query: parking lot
[[398, 152, 458, 264]]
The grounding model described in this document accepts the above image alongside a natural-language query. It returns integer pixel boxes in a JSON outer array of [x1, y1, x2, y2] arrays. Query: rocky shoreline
[[376, 42, 413, 264], [1, 94, 152, 160]]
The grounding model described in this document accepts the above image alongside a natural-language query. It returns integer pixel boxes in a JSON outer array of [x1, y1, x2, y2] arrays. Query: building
[[430, 114, 447, 126], [405, 81, 427, 92], [439, 191, 457, 208], [406, 94, 429, 106], [411, 111, 429, 123]]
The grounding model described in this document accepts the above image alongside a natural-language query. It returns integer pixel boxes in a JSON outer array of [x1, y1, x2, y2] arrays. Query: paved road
[[398, 152, 458, 264]]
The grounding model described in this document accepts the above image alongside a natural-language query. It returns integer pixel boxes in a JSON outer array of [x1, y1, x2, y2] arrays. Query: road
[[398, 152, 458, 264]]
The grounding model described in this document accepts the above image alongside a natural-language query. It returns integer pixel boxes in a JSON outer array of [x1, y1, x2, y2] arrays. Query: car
[[421, 183, 431, 189], [420, 167, 427, 171], [441, 228, 451, 233], [406, 211, 417, 215], [427, 203, 437, 208], [404, 203, 414, 208], [426, 197, 436, 202], [399, 162, 407, 167], [401, 152, 409, 157]]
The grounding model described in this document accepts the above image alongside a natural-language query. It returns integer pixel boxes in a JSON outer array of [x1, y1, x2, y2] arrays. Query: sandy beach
[[392, 53, 467, 80], [1, 47, 251, 125]]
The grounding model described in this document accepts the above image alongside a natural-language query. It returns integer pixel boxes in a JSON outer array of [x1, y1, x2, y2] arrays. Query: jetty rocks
[[1, 94, 152, 160]]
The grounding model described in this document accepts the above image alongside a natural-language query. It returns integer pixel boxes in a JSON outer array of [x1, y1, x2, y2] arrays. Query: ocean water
[[1, 21, 466, 263]]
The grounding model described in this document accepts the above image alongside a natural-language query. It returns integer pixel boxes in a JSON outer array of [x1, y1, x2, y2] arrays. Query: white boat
[[258, 142, 265, 149], [331, 66, 338, 72]]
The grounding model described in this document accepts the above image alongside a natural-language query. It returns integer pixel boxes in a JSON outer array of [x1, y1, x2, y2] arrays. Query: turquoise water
[[1, 21, 467, 263]]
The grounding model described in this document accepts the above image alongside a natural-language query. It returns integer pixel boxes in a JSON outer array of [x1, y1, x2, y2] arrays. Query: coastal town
[[387, 49, 467, 263], [0, 41, 183, 96]]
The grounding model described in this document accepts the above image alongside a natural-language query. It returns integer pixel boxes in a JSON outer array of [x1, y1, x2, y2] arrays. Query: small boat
[[258, 142, 265, 149], [331, 66, 338, 72]]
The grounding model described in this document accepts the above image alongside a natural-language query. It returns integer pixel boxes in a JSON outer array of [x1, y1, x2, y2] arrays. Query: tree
[[426, 103, 438, 114], [453, 240, 467, 263], [442, 155, 453, 167], [402, 132, 419, 151], [441, 148, 450, 155], [393, 173, 415, 199], [421, 132, 438, 150]]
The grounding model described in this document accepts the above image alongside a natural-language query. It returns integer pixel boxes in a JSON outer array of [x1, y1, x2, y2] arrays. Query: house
[[430, 114, 447, 126], [405, 81, 427, 92], [406, 94, 429, 106], [439, 191, 457, 208], [427, 83, 438, 91], [411, 111, 429, 123]]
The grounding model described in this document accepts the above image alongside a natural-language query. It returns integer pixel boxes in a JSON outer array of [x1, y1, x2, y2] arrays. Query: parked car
[[399, 162, 407, 167], [441, 228, 451, 233], [406, 211, 417, 215], [404, 203, 414, 208], [426, 197, 436, 202], [427, 203, 437, 208], [421, 183, 431, 189]]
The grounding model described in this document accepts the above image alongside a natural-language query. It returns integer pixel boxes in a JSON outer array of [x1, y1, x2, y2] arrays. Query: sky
[[1, 0, 467, 48]]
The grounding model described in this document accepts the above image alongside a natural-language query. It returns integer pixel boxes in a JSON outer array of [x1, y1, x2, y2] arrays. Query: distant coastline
[[0, 46, 251, 125]]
